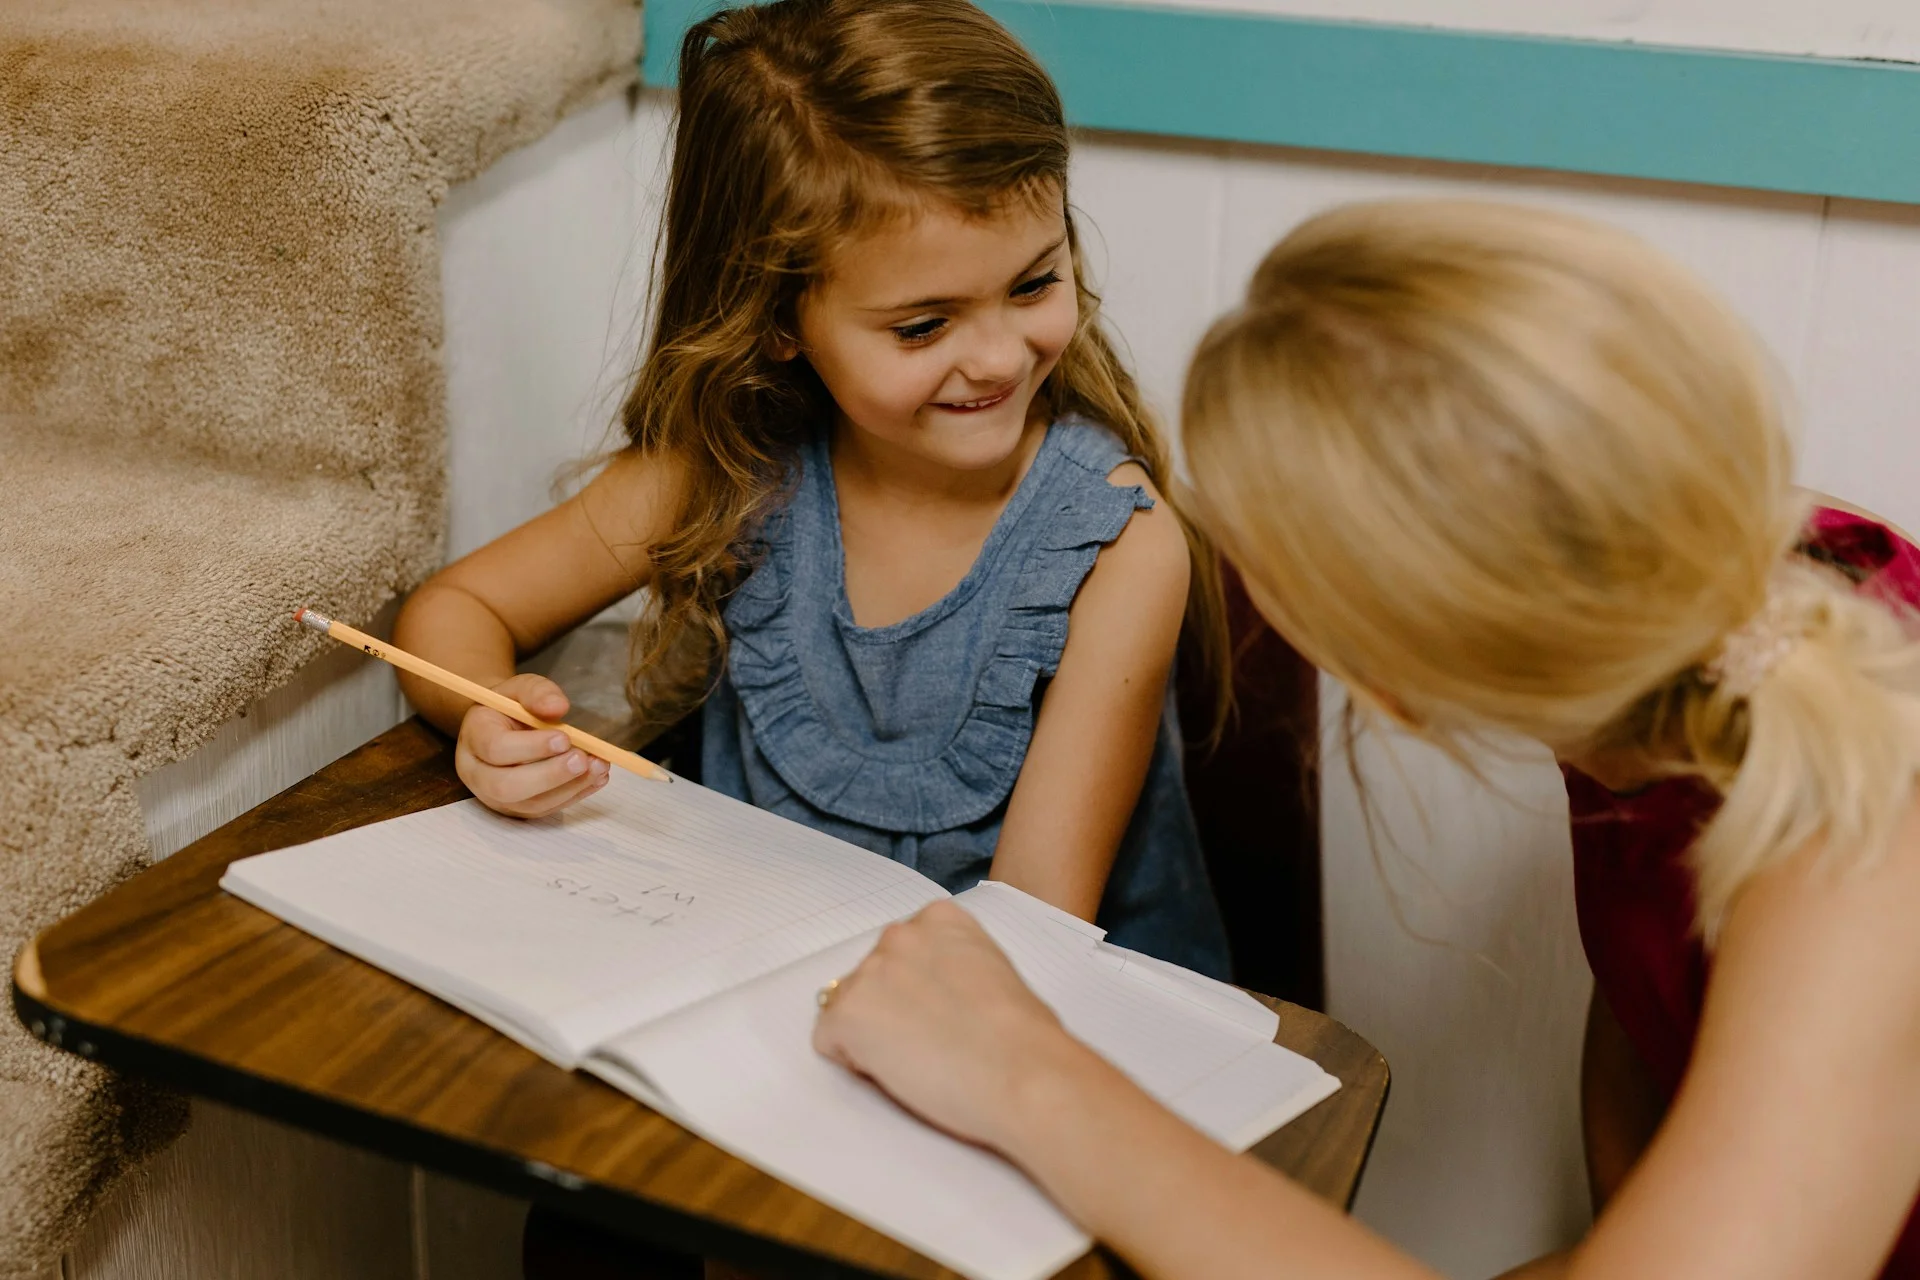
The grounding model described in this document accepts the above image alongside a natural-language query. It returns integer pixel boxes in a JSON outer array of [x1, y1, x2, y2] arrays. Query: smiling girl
[[391, 0, 1231, 977]]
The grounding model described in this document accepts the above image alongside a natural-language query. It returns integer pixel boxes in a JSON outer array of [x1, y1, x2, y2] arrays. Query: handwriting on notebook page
[[545, 876, 695, 926]]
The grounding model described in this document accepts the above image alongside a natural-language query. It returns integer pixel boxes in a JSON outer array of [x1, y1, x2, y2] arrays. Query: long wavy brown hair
[[619, 0, 1225, 733]]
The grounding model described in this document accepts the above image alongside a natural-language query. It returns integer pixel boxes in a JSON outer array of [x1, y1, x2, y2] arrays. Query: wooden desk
[[12, 718, 1388, 1280]]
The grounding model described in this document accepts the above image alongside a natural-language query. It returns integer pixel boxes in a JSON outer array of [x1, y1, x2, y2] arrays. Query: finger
[[468, 716, 572, 768], [500, 763, 609, 819], [811, 1008, 841, 1058], [811, 999, 860, 1067], [490, 749, 601, 806], [815, 1034, 858, 1074], [918, 899, 974, 930], [515, 768, 609, 818], [493, 672, 571, 720], [812, 958, 871, 1046], [459, 737, 608, 812]]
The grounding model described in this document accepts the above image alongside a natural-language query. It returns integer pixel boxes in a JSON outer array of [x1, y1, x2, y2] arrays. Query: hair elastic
[[1700, 591, 1804, 699]]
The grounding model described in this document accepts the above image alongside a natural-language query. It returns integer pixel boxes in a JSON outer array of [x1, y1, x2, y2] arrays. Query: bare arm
[[1005, 1036, 1431, 1280], [393, 449, 678, 732], [989, 463, 1188, 919], [813, 902, 1433, 1280], [816, 795, 1920, 1280], [392, 450, 683, 816], [1565, 799, 1920, 1279]]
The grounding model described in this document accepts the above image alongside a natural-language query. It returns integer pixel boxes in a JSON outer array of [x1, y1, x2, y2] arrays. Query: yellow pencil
[[295, 607, 671, 784]]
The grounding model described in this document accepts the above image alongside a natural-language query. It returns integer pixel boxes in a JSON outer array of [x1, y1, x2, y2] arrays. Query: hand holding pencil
[[296, 608, 670, 819]]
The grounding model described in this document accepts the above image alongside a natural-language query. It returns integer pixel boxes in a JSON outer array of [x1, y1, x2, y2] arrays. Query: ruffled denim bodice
[[701, 417, 1230, 976]]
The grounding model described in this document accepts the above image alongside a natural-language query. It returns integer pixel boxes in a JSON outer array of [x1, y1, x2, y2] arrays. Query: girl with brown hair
[[393, 0, 1230, 977], [815, 200, 1920, 1278]]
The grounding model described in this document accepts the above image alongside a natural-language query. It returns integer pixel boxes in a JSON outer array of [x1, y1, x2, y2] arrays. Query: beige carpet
[[0, 1, 639, 1268]]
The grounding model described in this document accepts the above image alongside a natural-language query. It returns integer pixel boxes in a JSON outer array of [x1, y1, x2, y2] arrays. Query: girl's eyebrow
[[861, 236, 1068, 313]]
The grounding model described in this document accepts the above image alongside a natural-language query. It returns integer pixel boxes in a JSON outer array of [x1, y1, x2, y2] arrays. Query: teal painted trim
[[642, 0, 1920, 205]]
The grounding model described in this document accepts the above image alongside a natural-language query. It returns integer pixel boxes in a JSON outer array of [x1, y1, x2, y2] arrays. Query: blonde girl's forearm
[[999, 1036, 1437, 1280]]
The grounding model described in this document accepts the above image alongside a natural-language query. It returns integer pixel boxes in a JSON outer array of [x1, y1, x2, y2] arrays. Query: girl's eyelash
[[888, 270, 1062, 344], [1012, 269, 1061, 297], [890, 317, 947, 345]]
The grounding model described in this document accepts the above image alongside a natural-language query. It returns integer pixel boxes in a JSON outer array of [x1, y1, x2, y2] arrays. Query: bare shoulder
[[1093, 462, 1190, 589], [1715, 790, 1920, 1010], [1654, 791, 1920, 1278], [1059, 460, 1190, 651]]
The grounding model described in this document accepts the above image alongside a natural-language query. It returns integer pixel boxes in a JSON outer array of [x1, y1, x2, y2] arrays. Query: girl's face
[[794, 194, 1079, 473]]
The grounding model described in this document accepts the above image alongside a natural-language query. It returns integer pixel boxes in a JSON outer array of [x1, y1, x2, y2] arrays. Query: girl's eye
[[1011, 269, 1062, 299], [890, 317, 946, 345]]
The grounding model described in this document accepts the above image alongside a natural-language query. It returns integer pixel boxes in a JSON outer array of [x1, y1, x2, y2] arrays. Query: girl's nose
[[956, 318, 1028, 386]]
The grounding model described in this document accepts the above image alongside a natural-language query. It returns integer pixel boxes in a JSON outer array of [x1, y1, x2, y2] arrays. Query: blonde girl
[[814, 199, 1920, 1280], [393, 0, 1231, 979]]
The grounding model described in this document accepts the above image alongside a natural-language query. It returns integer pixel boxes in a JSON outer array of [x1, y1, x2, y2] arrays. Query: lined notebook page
[[594, 882, 1339, 1280], [221, 771, 947, 1065], [972, 883, 1340, 1149]]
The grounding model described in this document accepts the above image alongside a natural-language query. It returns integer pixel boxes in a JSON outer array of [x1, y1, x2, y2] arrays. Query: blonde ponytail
[[1683, 563, 1920, 939], [1180, 197, 1920, 941]]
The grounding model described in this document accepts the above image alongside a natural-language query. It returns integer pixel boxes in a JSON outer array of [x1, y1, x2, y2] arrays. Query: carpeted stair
[[0, 1, 640, 1269]]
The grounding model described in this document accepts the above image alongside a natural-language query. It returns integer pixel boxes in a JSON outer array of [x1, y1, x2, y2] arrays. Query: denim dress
[[701, 416, 1231, 977]]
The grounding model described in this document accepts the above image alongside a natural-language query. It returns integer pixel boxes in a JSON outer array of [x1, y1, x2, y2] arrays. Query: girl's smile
[[931, 380, 1020, 413]]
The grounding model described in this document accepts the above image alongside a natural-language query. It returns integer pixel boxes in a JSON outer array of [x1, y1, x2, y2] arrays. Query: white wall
[[1102, 0, 1920, 62], [439, 87, 670, 561]]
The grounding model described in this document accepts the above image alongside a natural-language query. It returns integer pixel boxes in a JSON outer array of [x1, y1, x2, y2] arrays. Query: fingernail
[[590, 760, 609, 780], [566, 753, 586, 776], [548, 734, 568, 754]]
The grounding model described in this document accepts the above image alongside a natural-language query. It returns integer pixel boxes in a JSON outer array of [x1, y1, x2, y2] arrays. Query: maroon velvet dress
[[1566, 508, 1920, 1276]]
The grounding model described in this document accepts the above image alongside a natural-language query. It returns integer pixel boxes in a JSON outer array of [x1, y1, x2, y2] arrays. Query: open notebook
[[222, 769, 1339, 1280]]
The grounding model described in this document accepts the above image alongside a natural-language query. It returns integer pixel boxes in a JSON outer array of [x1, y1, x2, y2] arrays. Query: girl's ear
[[764, 329, 800, 362]]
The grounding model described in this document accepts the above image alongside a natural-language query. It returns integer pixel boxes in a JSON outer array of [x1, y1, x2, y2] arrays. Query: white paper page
[[220, 771, 948, 1065], [594, 882, 1340, 1280], [1093, 944, 1282, 1038], [969, 883, 1340, 1148], [591, 930, 1092, 1280]]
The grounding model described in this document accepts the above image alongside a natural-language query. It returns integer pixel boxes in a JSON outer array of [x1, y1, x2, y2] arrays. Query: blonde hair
[[618, 0, 1223, 732], [1181, 199, 1920, 939]]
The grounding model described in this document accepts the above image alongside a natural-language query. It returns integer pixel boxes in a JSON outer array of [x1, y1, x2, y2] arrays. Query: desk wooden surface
[[13, 717, 1388, 1280]]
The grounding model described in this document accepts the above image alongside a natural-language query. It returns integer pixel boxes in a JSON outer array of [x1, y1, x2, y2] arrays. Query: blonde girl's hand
[[812, 901, 1092, 1154], [453, 673, 610, 818]]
